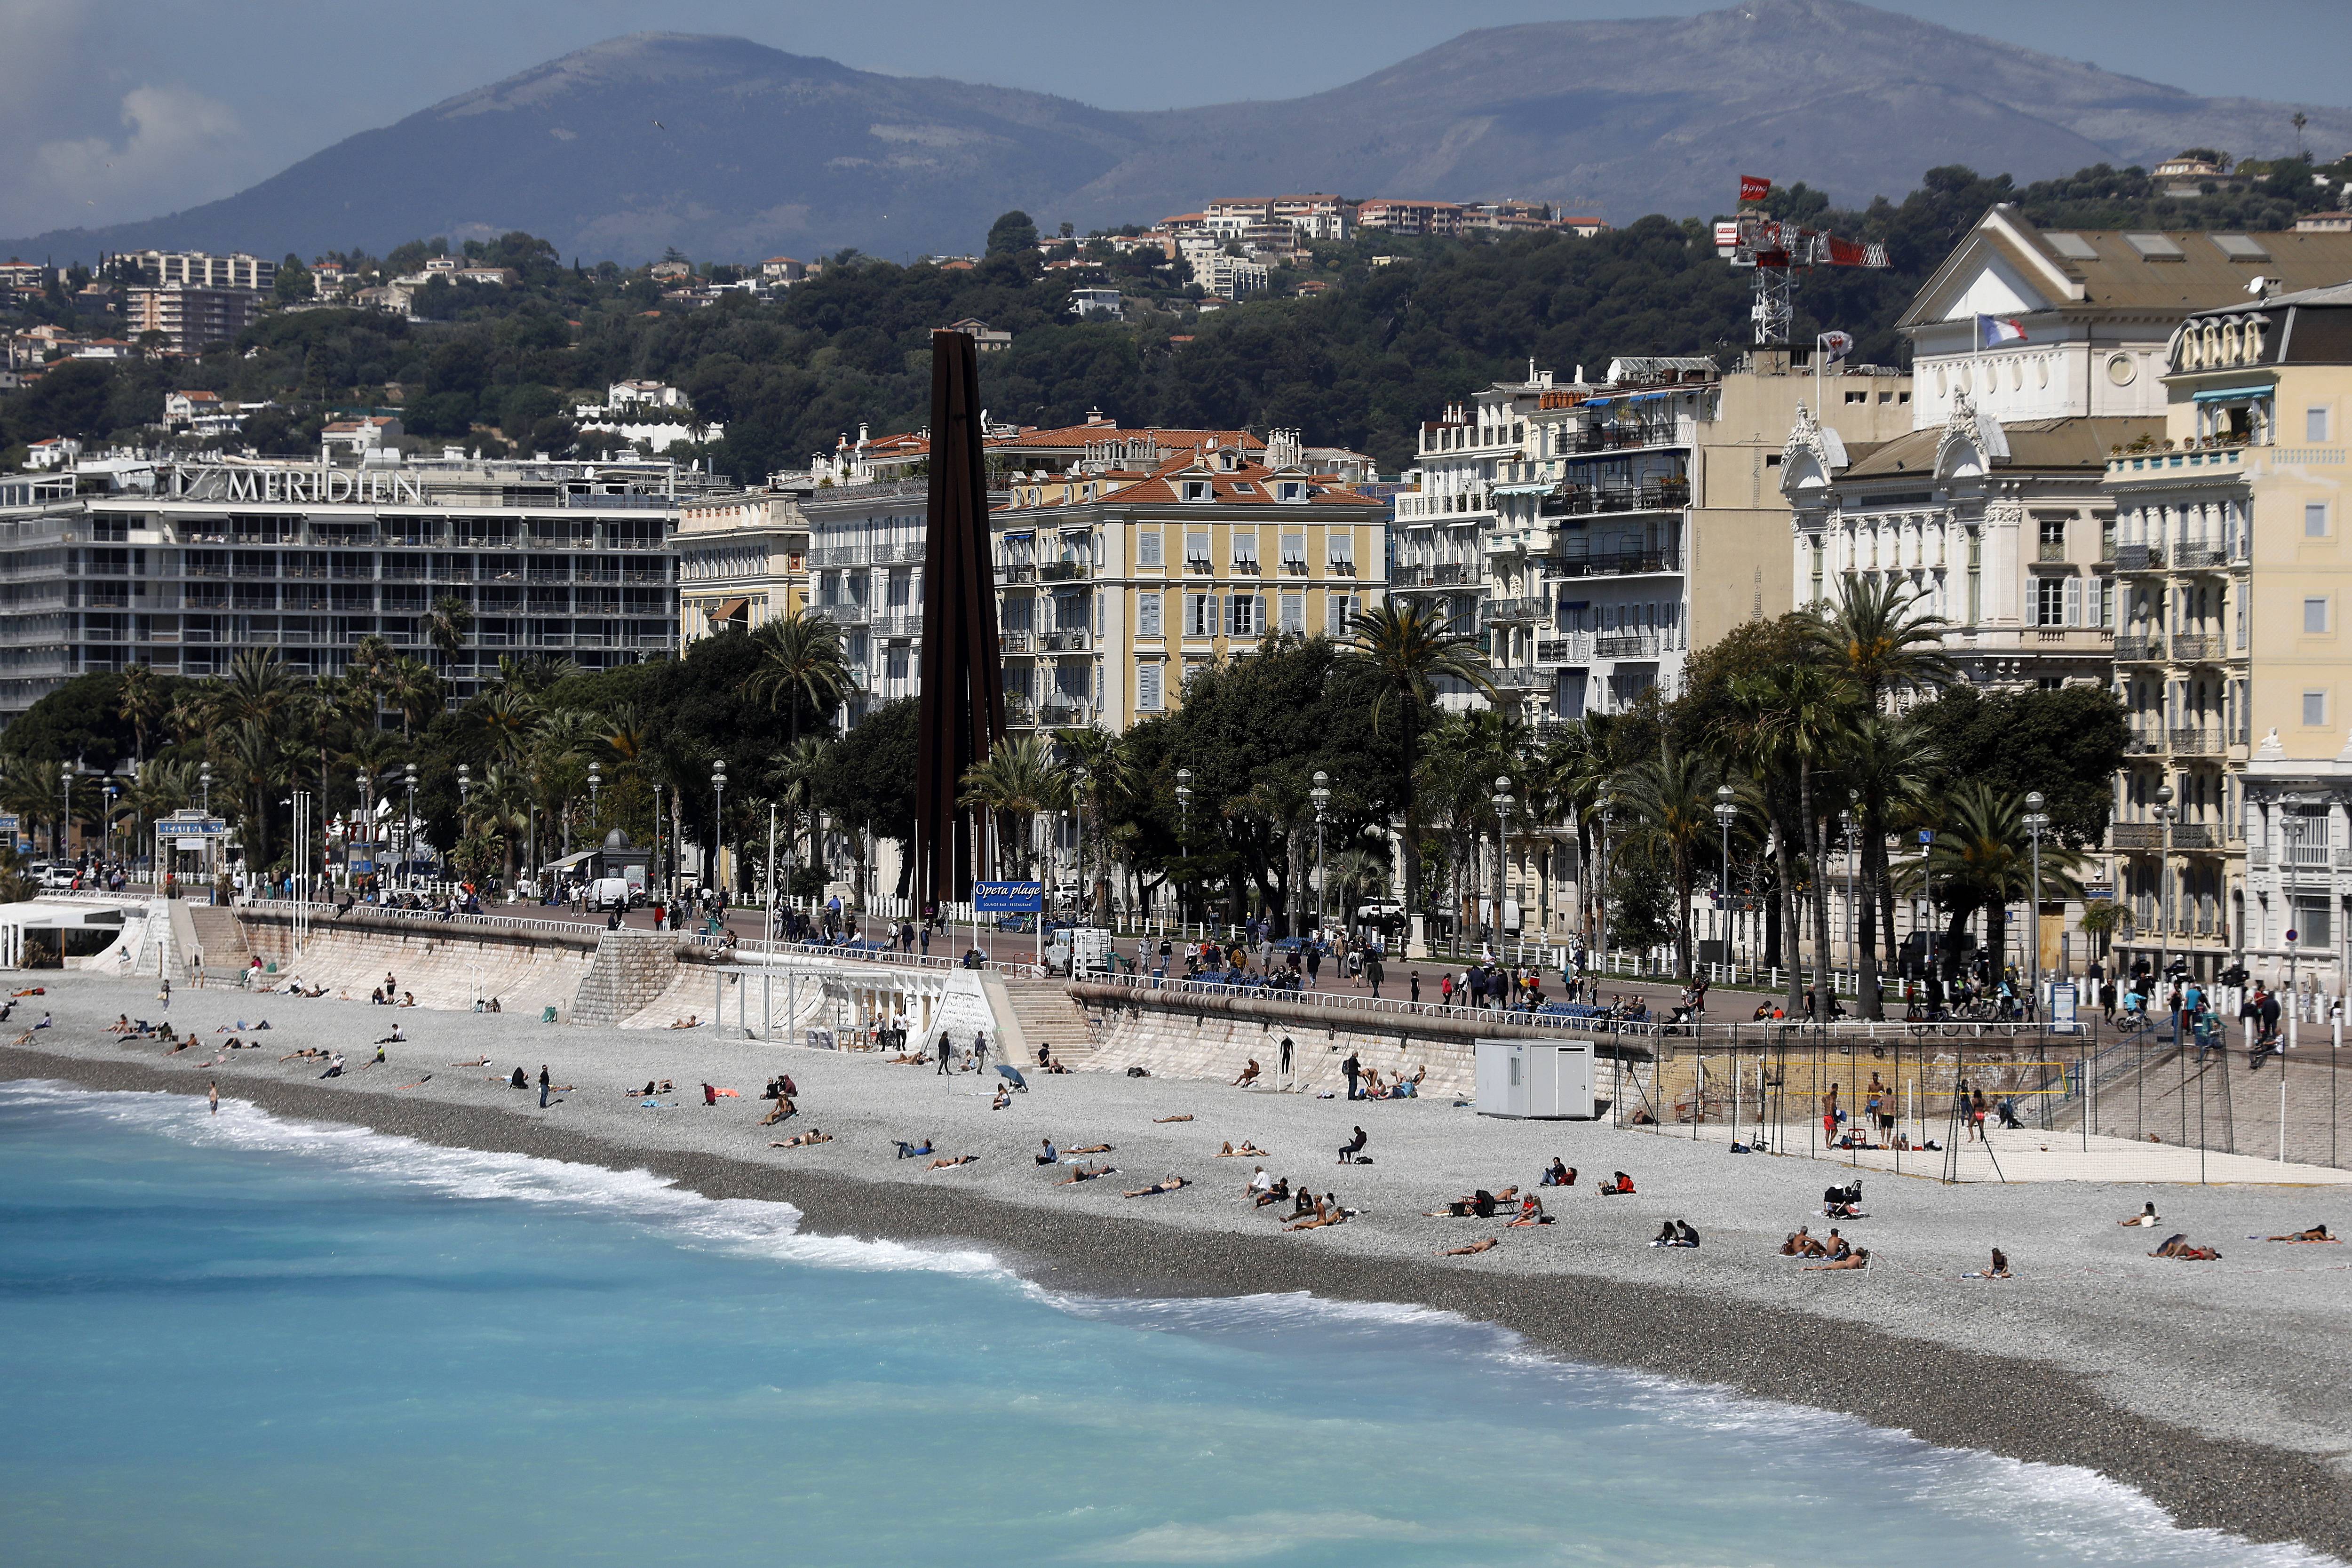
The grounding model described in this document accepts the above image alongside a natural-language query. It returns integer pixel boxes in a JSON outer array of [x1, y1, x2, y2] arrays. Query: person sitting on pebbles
[[1230, 1059, 1261, 1088], [2118, 1202, 2161, 1228], [1780, 1226, 1827, 1257]]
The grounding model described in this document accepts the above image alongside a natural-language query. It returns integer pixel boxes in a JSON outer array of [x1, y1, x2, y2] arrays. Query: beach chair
[[994, 1063, 1030, 1092]]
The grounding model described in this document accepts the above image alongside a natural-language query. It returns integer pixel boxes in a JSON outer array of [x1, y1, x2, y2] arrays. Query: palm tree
[[469, 688, 539, 771], [1539, 716, 1616, 949], [498, 653, 583, 696], [1915, 782, 2086, 987], [423, 594, 475, 679], [347, 633, 397, 706], [383, 657, 442, 740], [1343, 600, 1494, 919], [959, 734, 1068, 878], [750, 610, 853, 744], [1054, 724, 1131, 918], [1815, 574, 1955, 711], [1614, 744, 1724, 980], [218, 718, 284, 870], [117, 663, 164, 763], [764, 735, 833, 894], [207, 649, 302, 731], [1838, 715, 1941, 1018], [1732, 665, 1854, 1013]]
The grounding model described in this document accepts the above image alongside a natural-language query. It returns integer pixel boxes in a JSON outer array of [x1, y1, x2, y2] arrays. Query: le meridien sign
[[166, 466, 426, 505]]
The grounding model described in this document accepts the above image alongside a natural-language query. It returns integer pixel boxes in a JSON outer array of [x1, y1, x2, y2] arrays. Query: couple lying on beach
[[1035, 1139, 1114, 1165], [2151, 1234, 2221, 1260]]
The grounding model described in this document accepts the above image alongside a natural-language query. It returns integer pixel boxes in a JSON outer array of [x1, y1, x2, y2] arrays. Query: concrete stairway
[[184, 902, 249, 980], [999, 975, 1101, 1067]]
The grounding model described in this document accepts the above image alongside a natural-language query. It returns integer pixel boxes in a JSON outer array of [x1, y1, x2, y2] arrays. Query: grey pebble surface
[[7, 969, 2351, 1558]]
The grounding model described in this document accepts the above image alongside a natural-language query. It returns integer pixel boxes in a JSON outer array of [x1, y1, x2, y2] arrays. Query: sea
[[0, 1079, 2332, 1568]]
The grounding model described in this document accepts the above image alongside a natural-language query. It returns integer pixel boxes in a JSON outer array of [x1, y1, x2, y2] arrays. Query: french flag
[[1977, 314, 2028, 348]]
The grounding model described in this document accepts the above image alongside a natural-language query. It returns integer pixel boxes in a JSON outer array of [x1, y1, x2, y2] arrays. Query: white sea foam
[[8, 1078, 2339, 1568]]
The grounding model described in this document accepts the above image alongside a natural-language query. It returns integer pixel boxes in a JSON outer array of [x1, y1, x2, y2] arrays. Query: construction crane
[[1713, 178, 1889, 347]]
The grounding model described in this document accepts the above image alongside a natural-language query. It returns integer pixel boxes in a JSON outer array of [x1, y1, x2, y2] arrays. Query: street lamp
[[1843, 787, 1860, 992], [1714, 783, 1738, 977], [712, 757, 728, 903], [588, 761, 602, 853], [59, 762, 76, 861], [102, 776, 119, 869], [652, 780, 666, 902], [1311, 770, 1331, 938], [1069, 763, 1088, 925], [1175, 767, 1192, 934], [199, 762, 211, 815], [1490, 774, 1514, 952], [404, 762, 418, 889], [2023, 789, 2050, 1020]]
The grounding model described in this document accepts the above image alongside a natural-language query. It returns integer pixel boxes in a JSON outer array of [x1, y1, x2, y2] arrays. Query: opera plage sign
[[166, 464, 427, 505]]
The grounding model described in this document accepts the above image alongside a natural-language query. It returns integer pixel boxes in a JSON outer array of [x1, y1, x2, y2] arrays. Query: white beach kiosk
[[1473, 1038, 1597, 1120]]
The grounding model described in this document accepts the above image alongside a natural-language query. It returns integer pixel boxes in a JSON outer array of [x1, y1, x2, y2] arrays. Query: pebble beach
[[8, 968, 2351, 1558]]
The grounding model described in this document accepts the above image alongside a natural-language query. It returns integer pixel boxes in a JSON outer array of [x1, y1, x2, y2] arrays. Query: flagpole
[[1814, 334, 1824, 429]]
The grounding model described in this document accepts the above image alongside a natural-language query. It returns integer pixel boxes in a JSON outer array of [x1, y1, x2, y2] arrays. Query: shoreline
[[8, 1039, 2349, 1559]]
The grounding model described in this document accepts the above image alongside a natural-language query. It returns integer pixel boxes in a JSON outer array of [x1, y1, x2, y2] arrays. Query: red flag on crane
[[1739, 175, 1772, 203]]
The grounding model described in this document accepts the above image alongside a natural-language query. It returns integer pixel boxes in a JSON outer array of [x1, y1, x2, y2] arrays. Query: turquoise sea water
[[0, 1080, 2331, 1568]]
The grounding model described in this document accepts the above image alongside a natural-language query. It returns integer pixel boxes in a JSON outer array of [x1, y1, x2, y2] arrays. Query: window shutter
[[2063, 576, 2081, 627]]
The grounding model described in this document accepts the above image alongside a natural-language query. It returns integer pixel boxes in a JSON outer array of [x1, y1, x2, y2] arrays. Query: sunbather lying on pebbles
[[770, 1130, 831, 1148], [1285, 1194, 1349, 1230], [925, 1154, 978, 1170], [1804, 1248, 1869, 1271], [1063, 1142, 1113, 1155], [627, 1080, 676, 1097], [1153, 1114, 1194, 1123], [2266, 1224, 2337, 1243], [1123, 1175, 1190, 1197], [894, 1139, 935, 1159], [667, 1015, 700, 1029], [451, 1057, 491, 1067], [1439, 1237, 1498, 1257], [1057, 1162, 1117, 1184], [279, 1046, 327, 1062], [2151, 1234, 2221, 1259], [1216, 1141, 1268, 1157]]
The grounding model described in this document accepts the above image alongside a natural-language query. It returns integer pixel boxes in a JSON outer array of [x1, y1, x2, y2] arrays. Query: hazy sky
[[4, 0, 2348, 239]]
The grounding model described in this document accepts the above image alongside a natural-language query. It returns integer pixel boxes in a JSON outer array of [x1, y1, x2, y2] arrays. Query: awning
[[1492, 482, 1552, 495], [709, 596, 748, 621], [2191, 383, 2274, 402], [1000, 529, 1034, 541], [1625, 391, 1669, 403], [545, 851, 596, 872]]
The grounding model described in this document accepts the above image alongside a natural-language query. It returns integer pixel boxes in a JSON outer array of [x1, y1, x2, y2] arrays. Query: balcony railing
[[2173, 544, 2226, 569], [1000, 632, 1035, 654], [2169, 728, 2218, 755], [2114, 544, 2164, 571], [1478, 597, 1543, 626], [1036, 698, 1092, 728], [2171, 823, 2217, 849], [2110, 823, 2163, 849], [810, 602, 869, 625], [1038, 560, 1091, 582], [1597, 629, 1670, 660], [1542, 482, 1691, 517], [2114, 635, 2163, 662], [996, 562, 1037, 583], [1490, 666, 1546, 690], [1040, 629, 1092, 653], [1536, 634, 1593, 666], [2169, 634, 2219, 662], [2037, 539, 2067, 562], [2127, 732, 2166, 755], [1549, 549, 1680, 578]]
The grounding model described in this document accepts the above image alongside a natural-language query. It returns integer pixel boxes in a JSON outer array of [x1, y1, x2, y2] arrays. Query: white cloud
[[21, 83, 247, 232]]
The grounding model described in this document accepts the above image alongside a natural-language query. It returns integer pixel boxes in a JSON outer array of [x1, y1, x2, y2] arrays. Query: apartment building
[[1355, 200, 1465, 238], [0, 452, 702, 720], [119, 250, 276, 292], [676, 488, 808, 648], [1396, 356, 1913, 719], [801, 478, 932, 724], [1785, 208, 2352, 692], [2102, 281, 2352, 990], [991, 431, 1386, 732], [123, 285, 264, 355]]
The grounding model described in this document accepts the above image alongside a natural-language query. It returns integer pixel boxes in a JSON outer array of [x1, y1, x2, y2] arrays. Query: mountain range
[[10, 0, 2348, 266]]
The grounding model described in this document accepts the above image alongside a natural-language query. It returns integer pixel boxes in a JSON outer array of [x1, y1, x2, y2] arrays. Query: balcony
[[2037, 539, 2067, 562], [2171, 823, 2217, 849], [1004, 697, 1037, 728], [1542, 481, 1691, 517], [2172, 543, 2227, 570], [1490, 666, 1546, 691], [1548, 548, 1681, 578], [1038, 560, 1091, 582], [1036, 698, 1092, 728], [1536, 633, 1594, 666], [811, 602, 869, 626], [2127, 732, 2166, 755], [1597, 629, 1670, 660], [2111, 823, 2163, 849], [2169, 634, 2220, 662], [872, 541, 926, 565], [1479, 597, 1543, 626], [1040, 629, 1092, 653], [996, 562, 1038, 583], [871, 613, 922, 638], [2169, 728, 2218, 755], [2114, 544, 2164, 572], [2114, 635, 2164, 662], [1000, 632, 1035, 654]]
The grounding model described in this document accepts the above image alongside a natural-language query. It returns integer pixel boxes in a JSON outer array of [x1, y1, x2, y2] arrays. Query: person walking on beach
[[208, 1080, 218, 1116], [936, 1033, 952, 1075], [975, 1032, 988, 1075]]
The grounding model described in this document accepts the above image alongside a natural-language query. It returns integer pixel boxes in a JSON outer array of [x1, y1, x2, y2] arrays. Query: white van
[[1045, 926, 1112, 978], [588, 876, 633, 912]]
